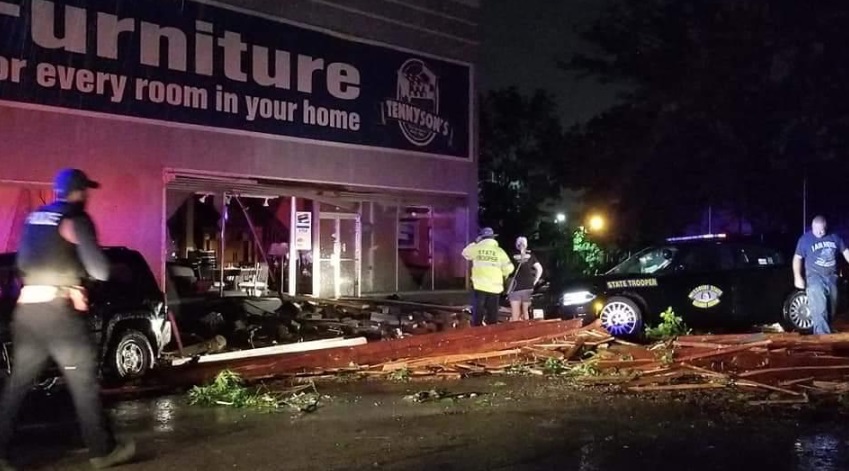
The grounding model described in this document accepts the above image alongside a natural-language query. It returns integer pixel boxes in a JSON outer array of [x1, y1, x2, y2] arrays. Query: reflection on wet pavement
[[795, 432, 843, 471], [8, 378, 849, 470]]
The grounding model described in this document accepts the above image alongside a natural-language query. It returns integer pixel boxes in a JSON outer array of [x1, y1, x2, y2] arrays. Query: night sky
[[480, 0, 623, 126]]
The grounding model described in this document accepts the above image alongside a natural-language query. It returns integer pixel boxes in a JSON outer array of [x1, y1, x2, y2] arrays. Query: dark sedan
[[544, 234, 836, 336]]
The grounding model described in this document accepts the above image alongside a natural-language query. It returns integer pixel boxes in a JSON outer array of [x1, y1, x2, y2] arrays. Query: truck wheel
[[599, 296, 643, 337], [107, 329, 154, 381], [782, 290, 813, 334]]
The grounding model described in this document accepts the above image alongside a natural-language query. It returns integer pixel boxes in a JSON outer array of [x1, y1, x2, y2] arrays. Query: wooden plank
[[636, 366, 677, 376], [154, 318, 585, 386], [562, 338, 586, 361], [607, 344, 656, 361], [611, 338, 642, 347], [677, 332, 849, 352], [673, 341, 735, 349], [735, 379, 804, 396], [521, 347, 566, 360], [628, 383, 727, 392], [680, 363, 729, 379], [627, 370, 688, 386], [171, 337, 368, 366], [595, 359, 656, 369], [380, 349, 524, 371], [778, 377, 815, 387], [669, 341, 772, 365], [738, 365, 849, 378], [532, 343, 577, 349], [584, 338, 615, 347], [811, 381, 849, 393], [675, 333, 772, 345]]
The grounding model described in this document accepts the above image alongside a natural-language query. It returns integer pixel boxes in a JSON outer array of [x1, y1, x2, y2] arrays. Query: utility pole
[[708, 205, 713, 234], [802, 174, 807, 232]]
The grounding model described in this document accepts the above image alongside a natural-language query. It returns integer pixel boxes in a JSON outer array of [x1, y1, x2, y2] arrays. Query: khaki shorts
[[508, 289, 533, 303]]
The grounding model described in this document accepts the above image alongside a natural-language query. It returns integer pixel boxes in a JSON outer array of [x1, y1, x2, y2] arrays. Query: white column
[[311, 203, 320, 297], [185, 195, 195, 256], [288, 196, 297, 295]]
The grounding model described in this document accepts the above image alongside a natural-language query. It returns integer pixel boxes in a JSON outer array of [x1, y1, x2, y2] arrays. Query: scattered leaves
[[187, 370, 325, 413], [387, 368, 411, 382]]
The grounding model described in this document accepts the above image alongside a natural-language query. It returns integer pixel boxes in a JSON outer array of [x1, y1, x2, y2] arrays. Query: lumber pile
[[155, 316, 849, 405], [153, 318, 585, 387]]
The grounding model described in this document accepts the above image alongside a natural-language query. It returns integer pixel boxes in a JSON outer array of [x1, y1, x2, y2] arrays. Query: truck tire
[[106, 329, 154, 381]]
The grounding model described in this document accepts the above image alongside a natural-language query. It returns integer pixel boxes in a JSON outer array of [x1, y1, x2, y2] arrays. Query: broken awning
[[165, 173, 467, 208]]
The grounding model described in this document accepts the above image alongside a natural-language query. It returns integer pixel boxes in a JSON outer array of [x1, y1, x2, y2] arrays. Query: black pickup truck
[[0, 247, 171, 383]]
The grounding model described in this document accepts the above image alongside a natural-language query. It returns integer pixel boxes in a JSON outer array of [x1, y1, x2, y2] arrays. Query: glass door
[[317, 213, 360, 298]]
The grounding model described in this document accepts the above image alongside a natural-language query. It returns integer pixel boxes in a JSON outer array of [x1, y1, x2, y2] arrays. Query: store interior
[[164, 185, 469, 300]]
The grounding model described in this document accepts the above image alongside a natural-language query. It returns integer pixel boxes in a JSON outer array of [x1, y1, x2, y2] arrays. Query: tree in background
[[478, 87, 565, 246], [572, 227, 605, 276], [562, 0, 849, 242], [479, 87, 619, 279]]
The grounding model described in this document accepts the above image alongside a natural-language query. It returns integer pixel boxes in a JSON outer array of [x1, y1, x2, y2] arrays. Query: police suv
[[546, 234, 830, 336]]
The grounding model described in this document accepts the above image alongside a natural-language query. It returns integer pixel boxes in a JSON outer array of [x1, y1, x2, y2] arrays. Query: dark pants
[[0, 299, 115, 459], [807, 275, 838, 335], [472, 290, 500, 326]]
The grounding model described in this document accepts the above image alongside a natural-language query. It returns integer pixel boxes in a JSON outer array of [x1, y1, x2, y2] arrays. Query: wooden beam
[[154, 319, 585, 386]]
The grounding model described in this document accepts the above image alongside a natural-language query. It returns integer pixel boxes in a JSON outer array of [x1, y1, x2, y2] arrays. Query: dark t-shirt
[[511, 252, 539, 291], [795, 231, 847, 279]]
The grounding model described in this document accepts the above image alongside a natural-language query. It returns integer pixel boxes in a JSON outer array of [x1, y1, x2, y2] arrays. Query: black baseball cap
[[54, 168, 100, 196]]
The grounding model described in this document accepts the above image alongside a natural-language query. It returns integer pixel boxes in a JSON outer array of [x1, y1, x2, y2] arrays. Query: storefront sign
[[0, 0, 471, 158], [295, 211, 312, 251]]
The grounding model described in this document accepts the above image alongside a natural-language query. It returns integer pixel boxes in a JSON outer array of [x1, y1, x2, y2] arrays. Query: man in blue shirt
[[793, 216, 849, 334]]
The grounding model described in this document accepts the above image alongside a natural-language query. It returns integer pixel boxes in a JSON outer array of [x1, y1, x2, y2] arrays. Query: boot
[[89, 440, 136, 469]]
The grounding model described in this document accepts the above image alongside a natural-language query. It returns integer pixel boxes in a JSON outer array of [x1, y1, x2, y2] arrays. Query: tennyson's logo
[[383, 59, 451, 147]]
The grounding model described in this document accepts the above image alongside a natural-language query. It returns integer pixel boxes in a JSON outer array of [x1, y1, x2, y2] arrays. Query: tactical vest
[[17, 201, 87, 287]]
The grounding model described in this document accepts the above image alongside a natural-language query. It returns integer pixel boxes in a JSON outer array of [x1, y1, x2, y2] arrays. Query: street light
[[587, 214, 606, 233], [555, 213, 566, 223]]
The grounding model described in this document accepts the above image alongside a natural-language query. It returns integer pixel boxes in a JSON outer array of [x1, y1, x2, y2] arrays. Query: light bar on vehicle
[[666, 233, 727, 242]]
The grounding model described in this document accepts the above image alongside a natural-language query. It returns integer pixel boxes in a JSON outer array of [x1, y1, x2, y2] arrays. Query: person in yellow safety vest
[[462, 227, 514, 326]]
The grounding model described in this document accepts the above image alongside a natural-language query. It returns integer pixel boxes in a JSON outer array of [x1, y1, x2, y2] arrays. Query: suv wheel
[[782, 290, 813, 334], [107, 329, 154, 381]]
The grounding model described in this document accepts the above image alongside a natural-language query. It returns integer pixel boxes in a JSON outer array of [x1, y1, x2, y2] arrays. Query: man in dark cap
[[0, 169, 135, 470], [461, 227, 514, 326]]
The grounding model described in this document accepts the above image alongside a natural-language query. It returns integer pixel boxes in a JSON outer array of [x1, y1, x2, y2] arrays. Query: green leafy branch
[[644, 307, 691, 341]]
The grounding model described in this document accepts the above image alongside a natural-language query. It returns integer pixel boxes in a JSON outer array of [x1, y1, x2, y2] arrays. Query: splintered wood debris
[[155, 314, 849, 406]]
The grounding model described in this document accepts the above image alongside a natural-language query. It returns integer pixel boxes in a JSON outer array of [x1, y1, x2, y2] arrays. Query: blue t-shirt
[[795, 231, 847, 278]]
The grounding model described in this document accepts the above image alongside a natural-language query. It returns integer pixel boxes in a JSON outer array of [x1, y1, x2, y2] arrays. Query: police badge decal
[[383, 59, 453, 147], [688, 285, 723, 308]]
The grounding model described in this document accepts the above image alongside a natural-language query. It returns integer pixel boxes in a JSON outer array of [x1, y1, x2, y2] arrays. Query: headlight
[[560, 290, 596, 306]]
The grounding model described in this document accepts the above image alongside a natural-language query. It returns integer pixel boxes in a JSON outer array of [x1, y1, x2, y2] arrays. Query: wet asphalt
[[5, 376, 849, 470]]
